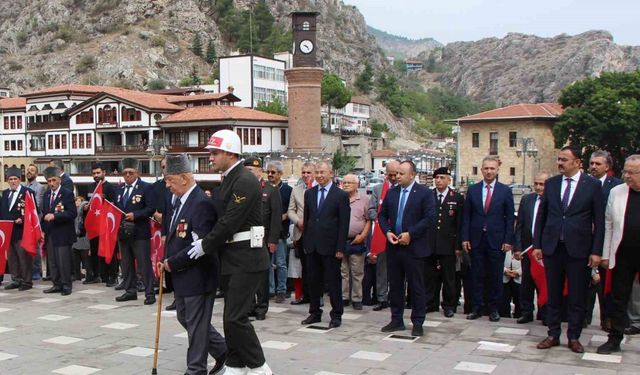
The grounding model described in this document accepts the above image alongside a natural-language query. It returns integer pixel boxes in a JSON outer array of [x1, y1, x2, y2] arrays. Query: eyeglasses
[[266, 170, 278, 175]]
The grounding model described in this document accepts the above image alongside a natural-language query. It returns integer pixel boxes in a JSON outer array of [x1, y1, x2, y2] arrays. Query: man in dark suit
[[585, 150, 622, 330], [83, 162, 119, 286], [2, 166, 36, 291], [462, 155, 515, 322], [533, 145, 605, 353], [115, 158, 156, 305], [159, 154, 227, 375], [426, 167, 464, 317], [301, 160, 350, 329], [514, 171, 550, 324], [49, 158, 74, 193], [41, 166, 77, 296], [189, 129, 272, 374], [378, 160, 436, 336]]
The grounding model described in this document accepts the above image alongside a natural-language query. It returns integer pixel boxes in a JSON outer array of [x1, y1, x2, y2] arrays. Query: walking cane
[[152, 263, 165, 374]]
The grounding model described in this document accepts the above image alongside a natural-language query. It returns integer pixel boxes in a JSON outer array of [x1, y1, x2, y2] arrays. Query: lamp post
[[515, 137, 538, 186], [146, 138, 168, 181]]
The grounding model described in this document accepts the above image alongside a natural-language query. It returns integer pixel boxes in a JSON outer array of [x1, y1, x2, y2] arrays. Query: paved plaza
[[0, 279, 639, 375]]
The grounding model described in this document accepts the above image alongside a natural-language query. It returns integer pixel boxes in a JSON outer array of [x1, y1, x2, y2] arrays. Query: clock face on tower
[[299, 39, 314, 54]]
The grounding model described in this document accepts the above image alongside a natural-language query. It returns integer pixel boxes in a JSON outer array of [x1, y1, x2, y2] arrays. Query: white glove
[[187, 239, 205, 259]]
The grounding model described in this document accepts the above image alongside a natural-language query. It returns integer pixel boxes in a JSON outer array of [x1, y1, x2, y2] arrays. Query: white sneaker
[[246, 363, 273, 375], [224, 366, 248, 375]]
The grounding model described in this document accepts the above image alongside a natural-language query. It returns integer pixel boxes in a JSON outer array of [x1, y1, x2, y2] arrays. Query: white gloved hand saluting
[[187, 238, 205, 259]]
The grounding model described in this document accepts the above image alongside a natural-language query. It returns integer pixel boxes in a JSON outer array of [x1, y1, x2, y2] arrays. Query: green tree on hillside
[[205, 39, 217, 64], [191, 33, 203, 57], [321, 73, 352, 137], [554, 70, 640, 173], [355, 62, 374, 93]]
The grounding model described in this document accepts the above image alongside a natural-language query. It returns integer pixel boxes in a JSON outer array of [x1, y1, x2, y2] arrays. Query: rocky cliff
[[0, 0, 386, 95], [368, 26, 442, 59]]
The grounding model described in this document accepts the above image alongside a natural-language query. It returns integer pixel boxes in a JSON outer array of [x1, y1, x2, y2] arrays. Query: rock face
[[437, 31, 640, 105], [0, 0, 387, 94], [368, 26, 442, 59]]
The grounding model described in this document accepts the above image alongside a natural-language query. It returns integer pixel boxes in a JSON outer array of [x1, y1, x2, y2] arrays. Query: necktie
[[318, 187, 326, 210], [438, 193, 444, 205], [122, 185, 132, 205], [170, 198, 182, 233], [50, 192, 56, 211], [8, 190, 15, 210], [395, 189, 408, 234], [484, 185, 492, 214], [561, 177, 572, 212]]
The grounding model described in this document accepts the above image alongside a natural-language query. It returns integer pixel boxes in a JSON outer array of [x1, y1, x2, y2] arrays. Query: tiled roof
[[22, 84, 115, 97], [0, 97, 26, 110], [371, 149, 398, 158], [101, 88, 183, 111], [459, 103, 563, 121], [166, 93, 241, 104], [350, 96, 371, 105], [158, 106, 288, 123]]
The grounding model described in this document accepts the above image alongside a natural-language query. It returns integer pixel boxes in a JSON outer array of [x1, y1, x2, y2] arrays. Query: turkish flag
[[0, 221, 14, 274], [527, 248, 548, 306], [21, 191, 41, 256], [370, 181, 390, 255], [150, 220, 164, 280], [85, 180, 104, 239], [98, 201, 122, 264]]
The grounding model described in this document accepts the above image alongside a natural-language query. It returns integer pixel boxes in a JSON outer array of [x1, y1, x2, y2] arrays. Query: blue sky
[[345, 0, 639, 46]]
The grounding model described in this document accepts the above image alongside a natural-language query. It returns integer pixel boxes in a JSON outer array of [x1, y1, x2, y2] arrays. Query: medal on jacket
[[177, 220, 188, 238], [55, 202, 65, 213], [132, 194, 142, 204]]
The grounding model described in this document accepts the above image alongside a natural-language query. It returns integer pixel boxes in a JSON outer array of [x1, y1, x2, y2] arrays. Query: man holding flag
[[367, 160, 399, 312], [1, 166, 36, 291]]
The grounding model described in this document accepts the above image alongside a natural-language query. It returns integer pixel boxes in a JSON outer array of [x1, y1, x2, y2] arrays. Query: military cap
[[243, 156, 262, 168], [433, 167, 451, 178], [165, 154, 192, 175], [6, 166, 21, 179], [43, 166, 61, 179], [121, 158, 139, 171]]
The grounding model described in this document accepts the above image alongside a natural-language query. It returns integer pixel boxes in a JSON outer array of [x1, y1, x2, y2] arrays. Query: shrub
[[76, 55, 97, 73]]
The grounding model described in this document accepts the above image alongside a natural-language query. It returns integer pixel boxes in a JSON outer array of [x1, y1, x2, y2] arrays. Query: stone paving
[[0, 279, 639, 375]]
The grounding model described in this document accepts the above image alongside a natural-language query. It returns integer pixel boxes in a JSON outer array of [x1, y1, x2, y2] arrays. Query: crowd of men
[[1, 141, 639, 374]]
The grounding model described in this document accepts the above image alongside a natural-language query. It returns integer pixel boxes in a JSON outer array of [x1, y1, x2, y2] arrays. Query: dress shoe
[[18, 284, 33, 291], [444, 309, 454, 318], [342, 299, 350, 307], [165, 300, 176, 311], [536, 336, 560, 349], [624, 325, 640, 335], [275, 293, 286, 304], [381, 321, 405, 332], [144, 296, 156, 305], [466, 311, 482, 320], [61, 289, 72, 296], [411, 325, 424, 336], [42, 276, 51, 281], [255, 313, 266, 321], [290, 298, 309, 305], [352, 302, 363, 310], [43, 286, 62, 294], [328, 319, 341, 329], [114, 282, 125, 291], [489, 311, 501, 322], [301, 315, 321, 325], [4, 282, 21, 290], [115, 292, 137, 302], [209, 351, 227, 374], [105, 280, 117, 288], [82, 277, 100, 285], [373, 301, 388, 311], [567, 339, 584, 353], [517, 314, 534, 324], [597, 339, 621, 354]]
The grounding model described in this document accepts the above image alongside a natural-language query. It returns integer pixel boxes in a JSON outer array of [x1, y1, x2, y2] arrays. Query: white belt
[[226, 231, 251, 243]]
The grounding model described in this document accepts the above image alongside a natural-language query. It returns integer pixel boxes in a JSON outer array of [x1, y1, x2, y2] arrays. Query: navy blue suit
[[116, 179, 155, 240], [461, 181, 515, 314], [1, 186, 36, 286], [303, 183, 350, 323], [533, 172, 605, 340], [1, 186, 34, 242], [514, 192, 541, 318], [378, 182, 436, 326], [42, 187, 77, 292]]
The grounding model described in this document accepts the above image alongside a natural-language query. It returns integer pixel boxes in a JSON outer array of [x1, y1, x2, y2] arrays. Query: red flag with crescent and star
[[85, 180, 104, 239], [370, 181, 390, 255], [20, 191, 40, 256], [150, 219, 164, 280], [98, 200, 122, 264], [0, 220, 14, 274]]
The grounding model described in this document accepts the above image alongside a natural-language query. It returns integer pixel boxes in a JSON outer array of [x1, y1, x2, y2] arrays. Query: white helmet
[[205, 129, 242, 154]]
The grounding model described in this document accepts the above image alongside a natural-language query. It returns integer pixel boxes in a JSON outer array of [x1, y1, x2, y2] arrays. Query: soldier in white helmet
[[187, 129, 272, 375]]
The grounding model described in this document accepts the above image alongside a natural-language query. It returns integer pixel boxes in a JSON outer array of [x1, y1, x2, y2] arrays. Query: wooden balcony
[[27, 120, 69, 131], [96, 145, 147, 154], [166, 143, 208, 153]]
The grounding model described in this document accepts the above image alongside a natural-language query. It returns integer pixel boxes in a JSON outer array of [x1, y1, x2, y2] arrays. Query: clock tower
[[285, 11, 324, 155]]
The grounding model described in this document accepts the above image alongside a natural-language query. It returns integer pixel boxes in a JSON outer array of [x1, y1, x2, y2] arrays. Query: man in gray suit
[[367, 160, 399, 311]]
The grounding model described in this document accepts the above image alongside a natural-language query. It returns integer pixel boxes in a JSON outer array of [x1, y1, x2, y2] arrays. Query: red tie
[[484, 185, 492, 214]]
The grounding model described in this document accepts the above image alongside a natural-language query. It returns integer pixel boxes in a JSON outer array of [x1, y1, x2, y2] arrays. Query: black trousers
[[586, 265, 609, 324], [253, 249, 270, 315], [501, 280, 521, 318], [519, 255, 536, 316], [307, 251, 343, 321], [72, 249, 90, 281], [119, 239, 154, 297], [220, 270, 266, 369], [297, 239, 310, 301], [89, 237, 119, 283], [362, 261, 377, 305], [388, 249, 426, 326], [425, 254, 457, 311], [609, 246, 640, 342], [545, 243, 589, 340], [48, 242, 72, 292]]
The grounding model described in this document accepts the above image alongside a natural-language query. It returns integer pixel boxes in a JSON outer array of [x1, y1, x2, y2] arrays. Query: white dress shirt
[[560, 170, 581, 206]]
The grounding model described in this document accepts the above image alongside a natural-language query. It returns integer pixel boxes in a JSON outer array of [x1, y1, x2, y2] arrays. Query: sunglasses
[[266, 170, 278, 175]]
